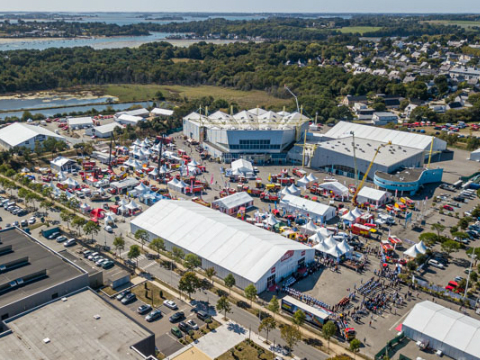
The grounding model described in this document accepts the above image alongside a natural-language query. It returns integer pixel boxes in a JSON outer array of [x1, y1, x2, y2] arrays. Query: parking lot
[[101, 287, 210, 357]]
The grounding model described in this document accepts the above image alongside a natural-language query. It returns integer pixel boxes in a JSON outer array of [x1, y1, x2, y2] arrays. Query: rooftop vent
[[93, 314, 101, 320], [43, 338, 51, 344], [62, 297, 68, 302]]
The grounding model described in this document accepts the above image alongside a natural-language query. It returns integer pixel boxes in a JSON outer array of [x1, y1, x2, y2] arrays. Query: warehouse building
[[67, 116, 93, 130], [402, 301, 480, 360], [131, 200, 314, 292], [290, 137, 425, 181], [374, 167, 443, 195], [116, 108, 150, 118], [356, 187, 390, 205], [85, 122, 123, 138], [0, 123, 65, 150], [183, 108, 310, 164], [280, 194, 337, 223], [0, 288, 155, 360], [324, 121, 447, 152], [0, 228, 89, 320], [115, 114, 146, 126]]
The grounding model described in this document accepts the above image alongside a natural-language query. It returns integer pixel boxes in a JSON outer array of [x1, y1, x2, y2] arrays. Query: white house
[[372, 112, 399, 126]]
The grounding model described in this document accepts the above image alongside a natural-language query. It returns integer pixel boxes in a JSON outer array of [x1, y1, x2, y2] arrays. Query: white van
[[428, 259, 444, 269]]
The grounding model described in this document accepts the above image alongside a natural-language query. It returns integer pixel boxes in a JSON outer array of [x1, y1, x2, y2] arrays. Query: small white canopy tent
[[134, 182, 150, 193], [280, 187, 292, 197], [231, 159, 253, 174], [130, 160, 144, 169], [297, 176, 309, 188], [314, 240, 331, 253], [104, 214, 116, 224], [324, 235, 338, 249], [127, 200, 140, 210], [326, 244, 344, 258], [352, 207, 363, 218], [133, 139, 142, 146], [302, 219, 319, 235], [287, 184, 301, 196], [318, 181, 349, 197], [149, 168, 159, 178], [117, 204, 129, 215], [119, 199, 129, 206], [80, 203, 91, 212], [338, 239, 353, 255], [404, 244, 422, 258], [62, 178, 79, 188], [264, 214, 279, 226], [57, 171, 67, 181], [417, 241, 427, 254], [306, 173, 318, 182], [188, 159, 199, 167], [341, 210, 356, 223], [168, 178, 185, 192]]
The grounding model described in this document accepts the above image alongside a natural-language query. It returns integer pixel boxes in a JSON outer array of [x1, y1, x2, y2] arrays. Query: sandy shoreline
[[0, 90, 117, 101]]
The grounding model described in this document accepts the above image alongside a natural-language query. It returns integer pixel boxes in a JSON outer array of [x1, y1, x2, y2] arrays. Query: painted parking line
[[389, 309, 411, 331]]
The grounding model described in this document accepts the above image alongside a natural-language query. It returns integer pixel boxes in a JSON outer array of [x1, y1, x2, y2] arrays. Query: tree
[[224, 274, 236, 295], [258, 317, 276, 343], [458, 217, 470, 230], [350, 338, 361, 355], [60, 210, 73, 229], [407, 261, 417, 271], [415, 253, 427, 265], [441, 239, 461, 256], [184, 253, 201, 270], [244, 284, 257, 306], [134, 229, 149, 250], [268, 296, 280, 319], [72, 216, 86, 236], [128, 245, 141, 266], [205, 267, 216, 285], [293, 309, 306, 327], [172, 246, 185, 261], [280, 324, 302, 354], [113, 235, 126, 257], [149, 237, 165, 258], [83, 220, 100, 240], [178, 271, 200, 299], [216, 296, 232, 320], [431, 223, 445, 236], [322, 320, 336, 349]]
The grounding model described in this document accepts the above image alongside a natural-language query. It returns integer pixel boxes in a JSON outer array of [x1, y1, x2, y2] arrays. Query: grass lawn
[[101, 286, 119, 296], [217, 340, 275, 360], [102, 84, 290, 109], [131, 281, 174, 307], [179, 319, 221, 345], [338, 26, 382, 35], [425, 20, 480, 28]]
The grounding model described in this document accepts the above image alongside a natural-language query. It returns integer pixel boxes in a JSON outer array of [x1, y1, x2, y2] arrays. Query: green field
[[426, 20, 480, 28], [103, 84, 291, 109], [338, 26, 382, 34]]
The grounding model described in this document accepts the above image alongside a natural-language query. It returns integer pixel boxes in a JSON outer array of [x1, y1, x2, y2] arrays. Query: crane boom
[[351, 141, 392, 206]]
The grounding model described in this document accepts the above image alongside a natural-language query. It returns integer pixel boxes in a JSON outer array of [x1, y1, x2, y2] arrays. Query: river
[[0, 101, 152, 120]]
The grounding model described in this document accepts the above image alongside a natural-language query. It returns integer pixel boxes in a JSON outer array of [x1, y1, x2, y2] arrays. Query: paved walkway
[[195, 322, 248, 359]]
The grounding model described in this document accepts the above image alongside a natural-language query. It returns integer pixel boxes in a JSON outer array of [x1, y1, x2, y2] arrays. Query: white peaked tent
[[303, 219, 319, 234], [149, 168, 159, 178], [119, 199, 129, 206], [352, 207, 363, 218], [309, 231, 327, 244], [133, 150, 144, 158], [338, 239, 352, 255], [123, 159, 134, 167], [62, 178, 79, 188], [141, 138, 151, 147], [127, 200, 140, 210], [280, 187, 292, 197], [80, 203, 90, 212], [104, 214, 116, 224], [404, 244, 422, 258], [57, 171, 67, 181], [324, 235, 338, 249], [168, 178, 186, 192], [288, 184, 301, 196], [133, 139, 142, 146], [159, 165, 169, 174], [134, 182, 149, 193], [306, 173, 317, 182], [417, 241, 427, 254], [152, 143, 161, 152], [231, 159, 253, 174], [141, 148, 153, 156], [297, 176, 309, 188], [342, 210, 356, 222], [326, 244, 344, 258], [118, 204, 129, 215], [131, 160, 144, 169], [188, 159, 200, 167], [315, 240, 331, 253], [178, 179, 188, 188], [264, 214, 279, 226]]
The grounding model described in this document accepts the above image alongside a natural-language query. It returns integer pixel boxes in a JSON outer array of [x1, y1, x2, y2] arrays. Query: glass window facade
[[229, 139, 281, 150]]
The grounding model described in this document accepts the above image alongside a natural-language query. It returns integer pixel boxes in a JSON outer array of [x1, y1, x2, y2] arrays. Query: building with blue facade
[[183, 108, 309, 164], [374, 168, 444, 195]]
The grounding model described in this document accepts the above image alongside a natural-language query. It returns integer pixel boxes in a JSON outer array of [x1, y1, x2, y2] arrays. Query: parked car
[[20, 220, 28, 227], [163, 300, 178, 310], [178, 321, 190, 333], [454, 276, 465, 282], [28, 217, 36, 224], [83, 250, 92, 258], [428, 259, 444, 269], [56, 235, 68, 243], [442, 205, 453, 211], [88, 252, 99, 260], [186, 320, 199, 330], [137, 304, 152, 315], [102, 261, 115, 270], [96, 258, 109, 266], [116, 290, 130, 301], [171, 326, 182, 338], [146, 309, 162, 322], [48, 232, 60, 239], [104, 225, 113, 233], [64, 238, 76, 247], [121, 293, 137, 305], [196, 310, 210, 321], [169, 312, 185, 323], [12, 221, 19, 227]]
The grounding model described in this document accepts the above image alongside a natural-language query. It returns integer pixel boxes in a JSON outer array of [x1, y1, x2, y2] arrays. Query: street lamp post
[[464, 253, 477, 299]]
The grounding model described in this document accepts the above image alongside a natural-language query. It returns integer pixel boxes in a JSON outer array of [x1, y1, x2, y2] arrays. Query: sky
[[2, 0, 480, 14]]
